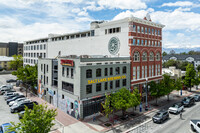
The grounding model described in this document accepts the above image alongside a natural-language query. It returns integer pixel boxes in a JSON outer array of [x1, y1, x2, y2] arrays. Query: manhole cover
[[104, 122, 112, 127]]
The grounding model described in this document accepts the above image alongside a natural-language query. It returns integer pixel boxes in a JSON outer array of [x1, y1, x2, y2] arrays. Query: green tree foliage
[[194, 75, 200, 90], [163, 59, 189, 71], [101, 94, 113, 119], [162, 51, 167, 56], [9, 104, 57, 133], [197, 65, 200, 72], [112, 88, 132, 116], [8, 55, 23, 70], [162, 74, 174, 101], [12, 65, 38, 93], [149, 81, 165, 105], [130, 88, 141, 111], [174, 78, 183, 91], [184, 64, 196, 91]]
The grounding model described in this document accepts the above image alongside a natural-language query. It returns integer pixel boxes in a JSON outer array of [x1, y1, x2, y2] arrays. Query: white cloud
[[161, 1, 194, 7], [98, 0, 147, 10]]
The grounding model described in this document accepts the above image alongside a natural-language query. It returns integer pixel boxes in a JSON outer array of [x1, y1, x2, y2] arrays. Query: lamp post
[[144, 78, 149, 111]]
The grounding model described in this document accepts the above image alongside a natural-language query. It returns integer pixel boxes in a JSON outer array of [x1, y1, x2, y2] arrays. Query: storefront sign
[[88, 75, 126, 84], [61, 59, 74, 66], [48, 89, 54, 96]]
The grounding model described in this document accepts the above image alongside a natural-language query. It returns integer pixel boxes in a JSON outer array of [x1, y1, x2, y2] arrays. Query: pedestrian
[[180, 112, 182, 119], [93, 113, 96, 122]]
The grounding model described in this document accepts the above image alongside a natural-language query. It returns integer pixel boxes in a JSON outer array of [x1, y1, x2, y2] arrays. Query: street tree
[[197, 65, 200, 72], [9, 55, 23, 70], [194, 75, 200, 90], [174, 78, 183, 91], [130, 88, 140, 111], [9, 104, 57, 133], [184, 64, 196, 91], [112, 88, 132, 116], [162, 74, 174, 101], [101, 93, 114, 119], [149, 81, 164, 105]]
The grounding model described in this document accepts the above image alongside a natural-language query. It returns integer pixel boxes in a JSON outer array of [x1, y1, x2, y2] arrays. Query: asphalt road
[[146, 94, 200, 133], [0, 74, 19, 125]]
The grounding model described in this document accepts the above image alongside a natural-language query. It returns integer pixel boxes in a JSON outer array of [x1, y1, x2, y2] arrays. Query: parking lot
[[0, 74, 20, 125]]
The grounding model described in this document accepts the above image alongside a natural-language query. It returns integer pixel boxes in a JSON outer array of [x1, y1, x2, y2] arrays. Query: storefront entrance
[[83, 96, 105, 118]]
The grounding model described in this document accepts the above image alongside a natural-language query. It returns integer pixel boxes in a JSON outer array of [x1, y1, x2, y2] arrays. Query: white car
[[9, 97, 27, 107], [11, 99, 31, 107], [168, 102, 184, 114]]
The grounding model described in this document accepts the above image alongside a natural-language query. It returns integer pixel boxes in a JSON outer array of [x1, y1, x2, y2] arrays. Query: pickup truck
[[190, 120, 200, 132]]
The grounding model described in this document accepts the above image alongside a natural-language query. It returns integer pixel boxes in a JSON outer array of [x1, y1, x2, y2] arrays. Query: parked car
[[7, 95, 25, 105], [4, 90, 16, 95], [193, 95, 200, 102], [10, 101, 38, 113], [4, 92, 22, 100], [0, 123, 16, 133], [190, 120, 200, 132], [152, 109, 169, 124], [10, 99, 31, 108], [9, 97, 27, 107], [6, 79, 17, 83], [0, 85, 13, 95], [182, 96, 195, 107], [18, 111, 25, 119], [168, 102, 184, 114]]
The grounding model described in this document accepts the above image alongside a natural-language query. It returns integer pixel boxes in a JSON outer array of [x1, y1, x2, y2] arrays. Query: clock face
[[108, 37, 120, 55]]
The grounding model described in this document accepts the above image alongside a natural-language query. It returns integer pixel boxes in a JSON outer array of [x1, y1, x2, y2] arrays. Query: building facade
[[163, 54, 200, 69], [0, 56, 14, 70], [0, 42, 23, 57], [38, 55, 130, 119]]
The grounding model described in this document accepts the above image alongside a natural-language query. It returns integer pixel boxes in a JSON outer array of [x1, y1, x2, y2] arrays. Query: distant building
[[0, 42, 23, 57], [162, 66, 185, 80], [38, 55, 130, 119], [163, 55, 200, 68], [0, 56, 14, 70]]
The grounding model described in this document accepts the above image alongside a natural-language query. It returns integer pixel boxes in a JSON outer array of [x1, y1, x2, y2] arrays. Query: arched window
[[149, 52, 154, 61], [156, 52, 160, 61], [134, 51, 140, 62], [96, 68, 101, 77], [142, 52, 147, 61], [86, 69, 92, 78]]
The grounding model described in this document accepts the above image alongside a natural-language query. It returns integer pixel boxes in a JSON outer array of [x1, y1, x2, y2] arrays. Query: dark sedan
[[6, 79, 17, 83], [193, 95, 200, 102], [10, 101, 38, 113], [152, 110, 169, 124], [7, 95, 25, 104]]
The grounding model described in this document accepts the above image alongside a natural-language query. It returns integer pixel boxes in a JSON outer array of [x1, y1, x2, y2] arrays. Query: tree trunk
[[122, 109, 125, 116]]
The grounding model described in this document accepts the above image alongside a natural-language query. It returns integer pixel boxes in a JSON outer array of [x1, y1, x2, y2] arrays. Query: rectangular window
[[105, 68, 108, 76], [110, 81, 113, 89], [158, 65, 160, 75], [152, 41, 154, 46], [47, 65, 48, 73], [145, 27, 147, 34], [149, 40, 151, 46], [142, 66, 144, 78], [149, 28, 151, 34], [155, 65, 157, 76], [44, 44, 46, 50], [71, 68, 74, 78], [96, 83, 101, 92], [67, 68, 69, 77], [105, 82, 108, 90], [145, 40, 147, 46], [86, 69, 92, 78], [141, 40, 144, 46], [71, 102, 73, 109], [137, 26, 140, 33], [158, 41, 160, 46], [115, 67, 120, 75], [137, 39, 140, 45], [137, 66, 140, 79], [133, 67, 136, 80], [62, 67, 65, 76], [158, 30, 160, 35], [152, 65, 154, 76], [149, 66, 151, 77], [46, 76, 48, 84], [155, 29, 157, 35], [62, 94, 64, 99], [145, 66, 147, 78], [62, 81, 74, 93], [116, 80, 120, 88], [96, 69, 101, 77], [155, 41, 157, 46], [123, 79, 126, 86], [133, 25, 136, 32], [141, 27, 144, 33], [41, 64, 43, 71], [133, 39, 136, 45], [86, 85, 92, 94], [152, 29, 154, 35], [110, 68, 113, 75]]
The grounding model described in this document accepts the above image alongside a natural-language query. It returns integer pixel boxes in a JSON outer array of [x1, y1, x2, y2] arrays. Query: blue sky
[[0, 0, 200, 50]]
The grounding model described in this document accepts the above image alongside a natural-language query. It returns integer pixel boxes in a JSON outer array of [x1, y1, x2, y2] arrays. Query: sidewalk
[[14, 86, 199, 133]]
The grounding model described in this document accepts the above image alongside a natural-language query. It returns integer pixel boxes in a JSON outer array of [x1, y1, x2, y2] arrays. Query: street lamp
[[143, 78, 149, 111]]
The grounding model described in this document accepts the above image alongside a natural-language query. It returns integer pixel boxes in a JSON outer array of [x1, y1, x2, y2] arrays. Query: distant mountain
[[162, 47, 200, 54]]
